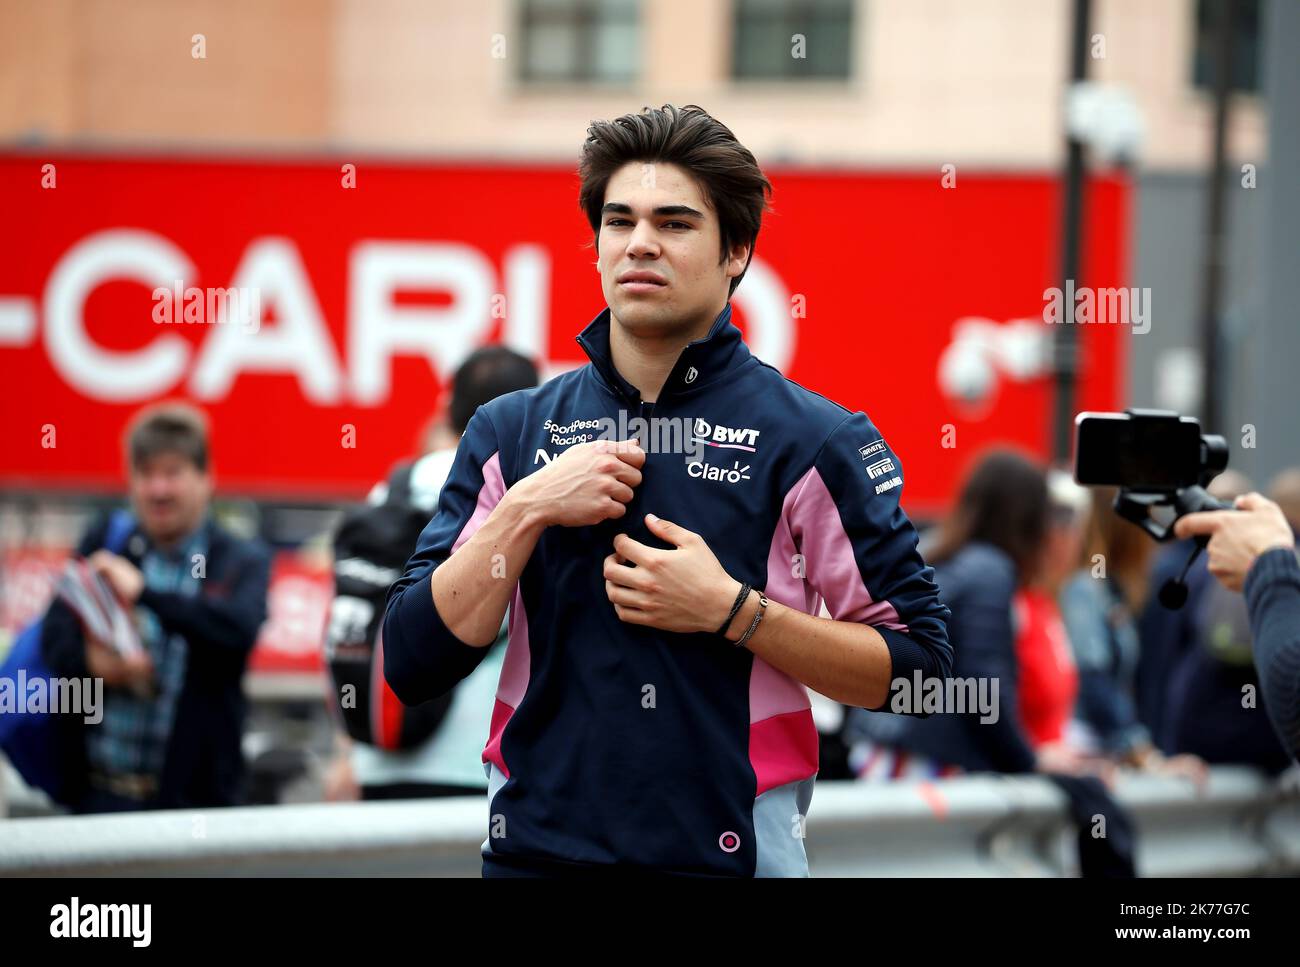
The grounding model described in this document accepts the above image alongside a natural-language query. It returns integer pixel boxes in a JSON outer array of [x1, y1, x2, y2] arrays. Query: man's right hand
[[511, 439, 645, 527], [425, 439, 646, 653], [1174, 493, 1296, 592], [86, 638, 154, 691]]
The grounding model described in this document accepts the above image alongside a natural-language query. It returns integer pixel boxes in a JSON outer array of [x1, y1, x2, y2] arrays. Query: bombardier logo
[[692, 419, 760, 452]]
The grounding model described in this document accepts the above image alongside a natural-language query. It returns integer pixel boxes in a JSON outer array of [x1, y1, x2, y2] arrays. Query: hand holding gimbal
[[1074, 408, 1234, 609]]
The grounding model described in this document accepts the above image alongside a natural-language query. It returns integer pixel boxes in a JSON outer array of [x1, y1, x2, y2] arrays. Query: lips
[[617, 271, 668, 288]]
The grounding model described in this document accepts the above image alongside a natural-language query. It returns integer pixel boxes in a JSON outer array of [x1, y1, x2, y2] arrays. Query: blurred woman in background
[[1060, 488, 1206, 783], [1014, 471, 1085, 761], [844, 450, 1138, 874], [846, 450, 1087, 777]]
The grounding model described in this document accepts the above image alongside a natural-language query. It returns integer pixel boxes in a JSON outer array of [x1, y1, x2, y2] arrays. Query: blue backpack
[[0, 510, 134, 806]]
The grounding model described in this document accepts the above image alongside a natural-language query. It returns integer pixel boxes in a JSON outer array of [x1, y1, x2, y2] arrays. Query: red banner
[[0, 155, 1129, 514]]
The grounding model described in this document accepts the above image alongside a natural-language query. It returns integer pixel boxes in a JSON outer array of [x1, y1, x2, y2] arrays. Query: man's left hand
[[604, 514, 741, 634], [89, 550, 145, 604]]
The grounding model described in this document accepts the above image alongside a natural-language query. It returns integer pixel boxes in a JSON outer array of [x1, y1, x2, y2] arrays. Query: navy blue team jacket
[[383, 302, 952, 876]]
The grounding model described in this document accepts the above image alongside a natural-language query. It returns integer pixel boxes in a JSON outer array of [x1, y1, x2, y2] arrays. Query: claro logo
[[687, 459, 751, 484]]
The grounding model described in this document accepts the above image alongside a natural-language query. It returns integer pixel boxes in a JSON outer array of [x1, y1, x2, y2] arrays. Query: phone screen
[[1074, 414, 1202, 490]]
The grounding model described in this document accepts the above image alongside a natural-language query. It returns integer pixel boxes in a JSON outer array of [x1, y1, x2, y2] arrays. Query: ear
[[726, 240, 751, 280]]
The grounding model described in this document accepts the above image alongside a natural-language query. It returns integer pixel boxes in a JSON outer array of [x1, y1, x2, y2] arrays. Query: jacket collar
[[574, 302, 751, 404], [129, 514, 215, 562]]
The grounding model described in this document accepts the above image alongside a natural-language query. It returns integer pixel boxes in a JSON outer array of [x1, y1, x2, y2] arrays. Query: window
[[518, 0, 640, 85], [732, 0, 854, 81], [1191, 0, 1262, 93]]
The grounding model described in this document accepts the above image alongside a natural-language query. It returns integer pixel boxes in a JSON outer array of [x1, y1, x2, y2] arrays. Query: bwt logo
[[692, 419, 760, 451]]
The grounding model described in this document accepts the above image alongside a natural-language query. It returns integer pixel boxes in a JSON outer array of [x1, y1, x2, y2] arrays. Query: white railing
[[1, 768, 1297, 877]]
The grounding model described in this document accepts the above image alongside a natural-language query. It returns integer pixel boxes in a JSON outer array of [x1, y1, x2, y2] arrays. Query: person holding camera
[[1174, 492, 1300, 760]]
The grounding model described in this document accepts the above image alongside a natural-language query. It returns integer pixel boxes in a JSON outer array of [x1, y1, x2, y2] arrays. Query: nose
[[144, 475, 174, 501], [626, 219, 661, 260]]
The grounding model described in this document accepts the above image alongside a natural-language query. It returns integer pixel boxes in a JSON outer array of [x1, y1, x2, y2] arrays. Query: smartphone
[[1074, 411, 1206, 491]]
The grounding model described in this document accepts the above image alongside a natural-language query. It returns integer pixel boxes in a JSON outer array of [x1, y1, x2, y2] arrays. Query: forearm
[[430, 487, 548, 647], [1245, 548, 1300, 758], [138, 585, 264, 654], [725, 594, 894, 709]]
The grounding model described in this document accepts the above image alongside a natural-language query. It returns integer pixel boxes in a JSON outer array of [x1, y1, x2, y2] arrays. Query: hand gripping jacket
[[383, 303, 952, 876]]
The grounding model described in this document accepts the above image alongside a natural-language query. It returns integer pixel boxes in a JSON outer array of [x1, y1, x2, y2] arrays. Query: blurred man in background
[[40, 404, 270, 813], [1175, 483, 1300, 761], [1136, 469, 1251, 749], [324, 347, 540, 800], [1153, 471, 1294, 772]]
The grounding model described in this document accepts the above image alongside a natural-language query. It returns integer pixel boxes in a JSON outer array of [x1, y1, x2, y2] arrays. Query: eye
[[664, 221, 692, 230], [605, 218, 631, 227]]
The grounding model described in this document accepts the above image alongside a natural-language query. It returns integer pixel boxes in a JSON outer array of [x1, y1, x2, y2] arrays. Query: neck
[[148, 516, 204, 553], [608, 302, 724, 402]]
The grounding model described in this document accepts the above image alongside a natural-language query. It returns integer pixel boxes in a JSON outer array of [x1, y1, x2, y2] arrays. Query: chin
[[142, 513, 187, 542], [611, 299, 685, 335], [141, 519, 175, 540]]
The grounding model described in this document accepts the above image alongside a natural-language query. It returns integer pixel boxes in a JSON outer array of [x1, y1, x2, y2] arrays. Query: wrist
[[500, 483, 551, 532], [715, 577, 744, 633], [122, 570, 145, 604], [1253, 536, 1296, 559], [724, 589, 759, 643]]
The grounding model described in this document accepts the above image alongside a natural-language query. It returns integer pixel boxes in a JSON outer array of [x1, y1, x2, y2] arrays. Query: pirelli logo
[[864, 457, 896, 479]]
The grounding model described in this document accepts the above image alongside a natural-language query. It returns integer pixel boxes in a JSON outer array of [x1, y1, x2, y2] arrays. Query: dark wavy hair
[[578, 104, 773, 296], [928, 449, 1049, 583]]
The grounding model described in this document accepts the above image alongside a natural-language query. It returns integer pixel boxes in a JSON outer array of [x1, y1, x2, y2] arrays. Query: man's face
[[596, 161, 750, 338], [128, 451, 211, 545]]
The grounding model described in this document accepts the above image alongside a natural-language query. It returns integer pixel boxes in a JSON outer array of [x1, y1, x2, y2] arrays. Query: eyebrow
[[601, 202, 706, 220]]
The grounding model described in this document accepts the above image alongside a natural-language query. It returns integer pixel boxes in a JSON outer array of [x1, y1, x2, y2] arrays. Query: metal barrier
[[1, 767, 1297, 876]]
